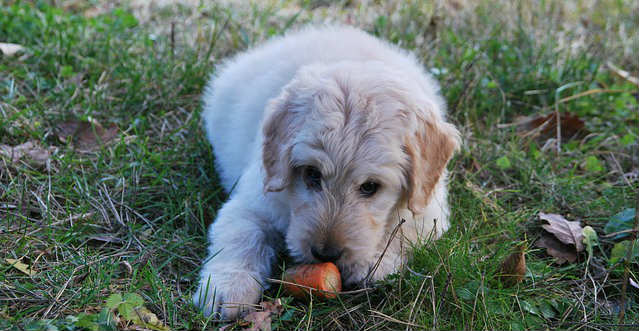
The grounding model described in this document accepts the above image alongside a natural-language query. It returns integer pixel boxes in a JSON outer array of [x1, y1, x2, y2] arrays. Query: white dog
[[194, 25, 460, 319]]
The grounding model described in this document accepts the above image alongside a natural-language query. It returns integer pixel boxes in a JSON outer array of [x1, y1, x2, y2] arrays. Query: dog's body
[[195, 26, 460, 319]]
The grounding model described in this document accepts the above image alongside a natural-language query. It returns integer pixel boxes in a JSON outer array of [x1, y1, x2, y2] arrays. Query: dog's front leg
[[193, 196, 278, 320]]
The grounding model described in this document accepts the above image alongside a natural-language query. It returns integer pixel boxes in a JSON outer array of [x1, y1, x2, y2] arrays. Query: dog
[[194, 25, 460, 319]]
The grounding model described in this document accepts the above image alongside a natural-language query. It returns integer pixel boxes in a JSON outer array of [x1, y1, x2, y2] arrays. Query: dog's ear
[[404, 117, 460, 214], [262, 92, 299, 192]]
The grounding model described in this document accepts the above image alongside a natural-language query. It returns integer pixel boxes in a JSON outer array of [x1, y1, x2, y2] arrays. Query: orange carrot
[[282, 262, 342, 299]]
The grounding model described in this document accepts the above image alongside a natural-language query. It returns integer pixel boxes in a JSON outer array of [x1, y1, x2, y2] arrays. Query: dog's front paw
[[193, 270, 263, 320]]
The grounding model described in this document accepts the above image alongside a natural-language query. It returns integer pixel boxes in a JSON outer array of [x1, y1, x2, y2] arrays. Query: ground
[[1, 0, 638, 330]]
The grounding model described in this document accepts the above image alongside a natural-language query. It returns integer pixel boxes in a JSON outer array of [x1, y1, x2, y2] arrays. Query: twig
[[430, 276, 436, 331], [609, 151, 633, 187], [557, 88, 629, 104], [405, 275, 428, 331], [369, 309, 427, 329], [364, 218, 406, 283], [602, 228, 637, 238], [436, 272, 452, 315]]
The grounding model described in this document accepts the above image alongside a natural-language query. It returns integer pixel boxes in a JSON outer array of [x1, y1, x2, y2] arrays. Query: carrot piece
[[282, 262, 342, 299]]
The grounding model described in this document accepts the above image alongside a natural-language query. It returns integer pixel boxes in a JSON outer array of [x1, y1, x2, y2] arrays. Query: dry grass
[[1, 0, 638, 330]]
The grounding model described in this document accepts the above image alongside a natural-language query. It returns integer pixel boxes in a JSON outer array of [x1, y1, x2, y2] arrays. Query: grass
[[1, 0, 637, 330]]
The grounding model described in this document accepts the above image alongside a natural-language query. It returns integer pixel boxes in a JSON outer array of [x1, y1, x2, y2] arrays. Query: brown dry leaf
[[0, 141, 54, 166], [539, 212, 585, 252], [241, 299, 283, 331], [56, 119, 119, 151], [5, 258, 37, 276], [498, 244, 526, 287], [243, 311, 271, 331], [535, 233, 578, 264], [0, 42, 25, 56], [259, 299, 284, 315], [511, 112, 587, 140]]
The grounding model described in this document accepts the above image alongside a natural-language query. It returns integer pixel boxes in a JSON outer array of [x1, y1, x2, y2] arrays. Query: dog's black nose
[[311, 245, 343, 262]]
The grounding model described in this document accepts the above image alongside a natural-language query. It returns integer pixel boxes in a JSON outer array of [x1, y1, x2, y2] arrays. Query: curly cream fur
[[194, 25, 460, 320]]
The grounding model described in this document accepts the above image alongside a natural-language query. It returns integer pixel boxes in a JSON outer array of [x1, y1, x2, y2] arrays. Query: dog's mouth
[[289, 247, 371, 288], [335, 261, 374, 289]]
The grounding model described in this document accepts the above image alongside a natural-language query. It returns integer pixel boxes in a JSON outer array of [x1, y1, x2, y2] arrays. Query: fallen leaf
[[109, 292, 170, 331], [244, 311, 271, 331], [241, 299, 283, 331], [498, 244, 526, 287], [539, 212, 584, 252], [0, 42, 25, 56], [535, 233, 577, 264], [502, 112, 587, 140], [604, 208, 636, 240], [0, 141, 54, 166], [259, 299, 284, 315], [130, 306, 169, 331], [55, 119, 119, 151], [5, 258, 37, 276]]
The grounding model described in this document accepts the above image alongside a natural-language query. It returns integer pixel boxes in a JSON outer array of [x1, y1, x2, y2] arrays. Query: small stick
[[364, 218, 406, 283]]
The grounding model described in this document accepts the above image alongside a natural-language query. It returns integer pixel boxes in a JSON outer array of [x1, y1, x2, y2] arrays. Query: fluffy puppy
[[194, 25, 460, 319]]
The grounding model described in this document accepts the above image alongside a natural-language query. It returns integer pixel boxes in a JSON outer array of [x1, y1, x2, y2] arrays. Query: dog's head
[[262, 62, 459, 285]]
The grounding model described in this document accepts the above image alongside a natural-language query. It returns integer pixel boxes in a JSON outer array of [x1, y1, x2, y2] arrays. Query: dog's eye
[[303, 166, 322, 190], [359, 181, 379, 197]]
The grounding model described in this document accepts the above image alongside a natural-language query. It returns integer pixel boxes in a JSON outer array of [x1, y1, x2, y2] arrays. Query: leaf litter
[[221, 299, 284, 331], [55, 118, 119, 152], [539, 212, 584, 252], [536, 233, 578, 264], [5, 258, 37, 276], [104, 292, 170, 331], [535, 212, 587, 264], [498, 243, 526, 287], [499, 112, 587, 141], [0, 141, 56, 167]]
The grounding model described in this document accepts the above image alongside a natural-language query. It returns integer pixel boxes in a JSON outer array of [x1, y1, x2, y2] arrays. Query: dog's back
[[202, 25, 444, 192]]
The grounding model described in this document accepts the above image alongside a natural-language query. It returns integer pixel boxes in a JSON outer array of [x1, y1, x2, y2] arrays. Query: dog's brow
[[291, 142, 335, 177]]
